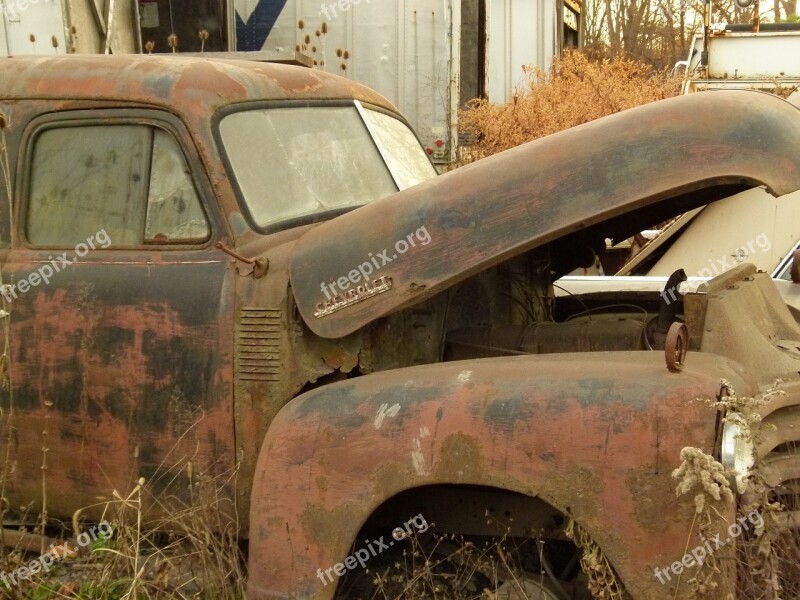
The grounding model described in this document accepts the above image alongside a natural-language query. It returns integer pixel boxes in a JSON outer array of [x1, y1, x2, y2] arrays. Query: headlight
[[721, 415, 754, 493]]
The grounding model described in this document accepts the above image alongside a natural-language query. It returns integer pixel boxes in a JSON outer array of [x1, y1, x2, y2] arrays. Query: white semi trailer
[[0, 0, 140, 54], [682, 23, 800, 94]]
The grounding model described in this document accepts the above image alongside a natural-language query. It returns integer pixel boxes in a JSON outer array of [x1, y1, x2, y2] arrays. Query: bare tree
[[583, 0, 763, 69], [585, 0, 702, 68], [710, 0, 762, 24], [583, 0, 609, 48], [779, 0, 798, 19]]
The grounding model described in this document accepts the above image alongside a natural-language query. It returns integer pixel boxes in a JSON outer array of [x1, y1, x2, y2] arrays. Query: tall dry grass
[[458, 50, 681, 164], [0, 462, 246, 600]]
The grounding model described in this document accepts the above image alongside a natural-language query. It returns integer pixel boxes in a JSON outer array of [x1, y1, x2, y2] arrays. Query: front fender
[[247, 352, 751, 599]]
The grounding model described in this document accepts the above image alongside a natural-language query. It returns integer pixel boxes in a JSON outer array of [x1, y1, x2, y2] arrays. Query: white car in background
[[557, 187, 800, 320]]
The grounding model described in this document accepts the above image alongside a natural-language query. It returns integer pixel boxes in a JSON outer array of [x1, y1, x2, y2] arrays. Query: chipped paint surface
[[410, 437, 427, 475], [0, 56, 396, 114], [2, 252, 235, 520], [248, 352, 751, 599], [289, 91, 800, 339], [373, 402, 401, 429], [0, 55, 400, 531], [411, 426, 432, 474]]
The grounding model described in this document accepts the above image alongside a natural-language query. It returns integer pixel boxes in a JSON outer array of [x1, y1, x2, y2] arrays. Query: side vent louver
[[236, 308, 281, 382]]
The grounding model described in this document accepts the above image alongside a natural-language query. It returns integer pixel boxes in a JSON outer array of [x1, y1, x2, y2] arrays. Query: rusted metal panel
[[289, 91, 800, 339], [5, 56, 800, 600], [247, 352, 750, 599], [0, 82, 249, 524], [699, 267, 800, 381], [0, 55, 397, 115], [0, 56, 407, 531], [230, 241, 366, 529], [2, 249, 237, 520], [236, 308, 283, 382]]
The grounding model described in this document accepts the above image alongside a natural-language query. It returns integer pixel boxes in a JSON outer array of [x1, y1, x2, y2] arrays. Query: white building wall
[[487, 0, 557, 103]]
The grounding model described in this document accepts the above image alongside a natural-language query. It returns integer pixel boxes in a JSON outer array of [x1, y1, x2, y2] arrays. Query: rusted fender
[[290, 90, 800, 339], [247, 352, 751, 599]]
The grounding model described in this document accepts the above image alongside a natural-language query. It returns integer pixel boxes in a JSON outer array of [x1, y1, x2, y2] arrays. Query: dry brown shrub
[[458, 50, 681, 164]]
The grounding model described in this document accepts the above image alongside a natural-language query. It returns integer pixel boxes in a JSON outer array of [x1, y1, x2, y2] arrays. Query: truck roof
[[0, 54, 398, 114]]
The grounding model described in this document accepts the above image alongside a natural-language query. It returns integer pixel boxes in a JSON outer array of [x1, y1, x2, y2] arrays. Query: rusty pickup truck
[[1, 56, 800, 599]]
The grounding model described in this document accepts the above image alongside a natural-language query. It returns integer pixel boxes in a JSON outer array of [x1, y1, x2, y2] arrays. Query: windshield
[[219, 104, 436, 230], [357, 104, 438, 190]]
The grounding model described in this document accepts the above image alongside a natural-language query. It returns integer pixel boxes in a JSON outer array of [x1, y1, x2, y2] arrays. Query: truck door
[[3, 107, 235, 520]]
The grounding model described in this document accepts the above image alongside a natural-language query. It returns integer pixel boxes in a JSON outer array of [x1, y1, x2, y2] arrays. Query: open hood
[[290, 90, 800, 339]]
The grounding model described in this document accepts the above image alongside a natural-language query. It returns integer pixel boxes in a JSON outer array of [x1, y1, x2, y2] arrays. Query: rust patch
[[372, 461, 413, 500], [625, 466, 692, 536], [0, 55, 398, 116], [300, 501, 363, 552], [248, 353, 745, 599], [432, 433, 487, 482]]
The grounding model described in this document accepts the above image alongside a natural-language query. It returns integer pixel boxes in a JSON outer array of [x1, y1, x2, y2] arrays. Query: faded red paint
[[0, 55, 404, 532], [289, 91, 800, 339], [247, 353, 748, 599]]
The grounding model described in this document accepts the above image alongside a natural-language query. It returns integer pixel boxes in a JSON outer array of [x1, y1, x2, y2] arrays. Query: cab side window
[[27, 124, 209, 246]]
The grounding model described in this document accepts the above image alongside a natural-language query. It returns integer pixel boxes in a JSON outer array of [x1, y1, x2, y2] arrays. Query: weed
[[457, 51, 680, 165], [0, 440, 245, 598], [565, 518, 624, 600], [337, 514, 608, 600], [673, 380, 800, 598]]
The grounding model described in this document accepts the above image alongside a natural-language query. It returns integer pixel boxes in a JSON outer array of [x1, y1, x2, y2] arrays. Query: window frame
[[19, 109, 222, 251]]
